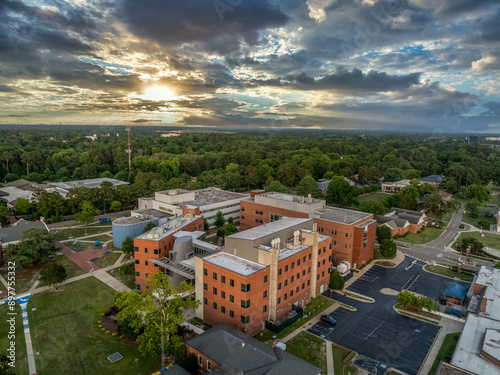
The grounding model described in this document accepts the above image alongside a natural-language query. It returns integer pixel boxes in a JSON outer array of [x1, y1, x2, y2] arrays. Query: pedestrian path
[[93, 269, 131, 292]]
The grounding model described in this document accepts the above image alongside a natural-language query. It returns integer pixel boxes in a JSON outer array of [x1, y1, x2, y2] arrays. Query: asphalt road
[[309, 259, 469, 375]]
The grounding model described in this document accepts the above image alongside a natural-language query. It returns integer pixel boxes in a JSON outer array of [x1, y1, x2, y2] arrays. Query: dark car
[[321, 315, 336, 326]]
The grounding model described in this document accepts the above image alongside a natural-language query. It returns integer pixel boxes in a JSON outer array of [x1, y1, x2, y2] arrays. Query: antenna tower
[[126, 123, 132, 171]]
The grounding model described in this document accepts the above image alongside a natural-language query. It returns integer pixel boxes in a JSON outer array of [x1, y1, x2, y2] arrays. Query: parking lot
[[308, 257, 469, 374]]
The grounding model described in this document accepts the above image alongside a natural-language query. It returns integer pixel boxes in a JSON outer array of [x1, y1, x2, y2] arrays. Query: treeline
[[1, 130, 499, 194]]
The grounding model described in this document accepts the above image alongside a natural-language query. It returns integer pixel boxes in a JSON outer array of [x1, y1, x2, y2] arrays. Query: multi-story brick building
[[133, 214, 204, 291], [195, 217, 333, 336], [240, 192, 376, 267]]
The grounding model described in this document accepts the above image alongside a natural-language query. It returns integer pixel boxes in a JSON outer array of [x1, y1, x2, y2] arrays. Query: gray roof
[[227, 217, 311, 241], [374, 215, 409, 229], [0, 220, 47, 244], [420, 175, 444, 184], [187, 323, 320, 375], [158, 364, 191, 375], [317, 206, 372, 225]]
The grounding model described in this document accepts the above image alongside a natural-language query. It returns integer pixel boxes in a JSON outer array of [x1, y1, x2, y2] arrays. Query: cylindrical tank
[[112, 217, 159, 248]]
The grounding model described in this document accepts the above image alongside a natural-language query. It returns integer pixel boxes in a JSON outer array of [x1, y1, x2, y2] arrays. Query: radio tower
[[126, 123, 132, 171]]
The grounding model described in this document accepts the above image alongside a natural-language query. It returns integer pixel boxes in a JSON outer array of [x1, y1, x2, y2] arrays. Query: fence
[[265, 305, 304, 333]]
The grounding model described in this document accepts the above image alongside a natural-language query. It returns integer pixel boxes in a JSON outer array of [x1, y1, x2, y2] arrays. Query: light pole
[[135, 358, 139, 375]]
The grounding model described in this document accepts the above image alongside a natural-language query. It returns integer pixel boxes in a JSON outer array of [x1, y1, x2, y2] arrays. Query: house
[[195, 217, 332, 336], [187, 323, 321, 374], [381, 179, 412, 193], [442, 283, 468, 306], [438, 190, 452, 202], [420, 175, 445, 187], [239, 192, 376, 267], [375, 208, 426, 236]]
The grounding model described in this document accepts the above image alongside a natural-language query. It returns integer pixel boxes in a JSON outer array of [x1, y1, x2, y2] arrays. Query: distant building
[[47, 177, 129, 191], [381, 179, 412, 193], [438, 190, 452, 202], [375, 208, 426, 237], [451, 266, 500, 373], [420, 174, 445, 187], [465, 135, 478, 144], [138, 187, 249, 225], [187, 323, 321, 374]]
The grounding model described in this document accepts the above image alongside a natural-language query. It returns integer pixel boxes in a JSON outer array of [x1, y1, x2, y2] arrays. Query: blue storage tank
[[112, 216, 159, 248]]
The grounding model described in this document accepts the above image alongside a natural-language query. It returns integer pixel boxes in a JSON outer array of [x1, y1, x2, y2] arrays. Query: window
[[263, 290, 268, 298], [241, 283, 251, 293], [285, 265, 289, 272], [255, 210, 263, 215], [230, 295, 234, 303], [221, 306, 226, 314], [145, 261, 148, 266], [241, 299, 250, 309], [278, 268, 282, 276], [323, 259, 325, 265], [329, 255, 332, 261], [145, 273, 149, 278], [278, 283, 281, 290], [221, 275, 226, 284], [323, 247, 326, 253], [221, 291, 226, 299], [297, 272, 300, 279], [322, 271, 325, 277], [203, 283, 207, 291], [297, 259, 301, 266], [203, 298, 207, 305], [264, 275, 268, 283], [302, 270, 306, 276], [240, 315, 250, 324], [329, 243, 332, 249], [303, 256, 306, 263], [207, 360, 212, 372], [318, 248, 321, 255], [135, 271, 140, 277], [334, 241, 337, 245], [308, 267, 311, 273], [213, 302, 217, 310], [345, 233, 348, 238], [291, 262, 295, 269], [135, 259, 140, 265], [136, 284, 141, 290], [241, 215, 245, 219], [284, 279, 288, 287], [318, 262, 321, 268], [278, 297, 281, 304], [144, 248, 148, 254], [230, 279, 234, 287], [284, 293, 288, 301], [154, 263, 159, 268], [296, 286, 299, 293], [270, 213, 282, 222], [213, 272, 217, 280], [290, 290, 294, 297], [154, 249, 159, 255], [203, 268, 207, 276], [307, 280, 310, 286], [345, 244, 347, 248], [241, 207, 245, 211], [308, 254, 311, 260], [198, 355, 203, 366], [134, 247, 139, 252], [302, 283, 305, 290], [263, 305, 267, 313], [317, 274, 320, 280], [213, 287, 217, 295], [229, 310, 234, 318], [291, 276, 294, 283]]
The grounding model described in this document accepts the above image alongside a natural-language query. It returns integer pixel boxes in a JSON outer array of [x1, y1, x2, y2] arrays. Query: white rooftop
[[476, 266, 500, 321], [203, 252, 266, 276], [135, 214, 200, 241], [227, 217, 311, 241]]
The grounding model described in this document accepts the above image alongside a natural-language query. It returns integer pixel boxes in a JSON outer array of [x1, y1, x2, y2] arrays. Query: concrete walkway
[[93, 269, 131, 292], [419, 318, 464, 375]]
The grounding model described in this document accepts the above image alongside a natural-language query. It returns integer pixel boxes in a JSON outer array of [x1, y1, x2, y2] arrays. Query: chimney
[[313, 223, 317, 232], [466, 246, 471, 257], [344, 212, 347, 223], [307, 194, 312, 203], [457, 263, 462, 274]]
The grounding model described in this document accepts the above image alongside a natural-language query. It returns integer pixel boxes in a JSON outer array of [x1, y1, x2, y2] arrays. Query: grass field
[[256, 296, 334, 345], [28, 277, 162, 375], [452, 231, 500, 252], [424, 265, 474, 282], [106, 270, 136, 290], [93, 252, 121, 268], [331, 345, 357, 375], [430, 333, 461, 375], [0, 303, 28, 373], [396, 227, 444, 245], [285, 332, 327, 374], [55, 226, 113, 241], [356, 192, 391, 204], [461, 212, 496, 229]]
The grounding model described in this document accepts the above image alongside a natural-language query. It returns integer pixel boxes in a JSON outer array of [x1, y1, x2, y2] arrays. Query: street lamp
[[135, 358, 139, 375]]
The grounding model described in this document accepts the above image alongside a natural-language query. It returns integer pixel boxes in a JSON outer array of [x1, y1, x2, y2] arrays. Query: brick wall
[[239, 200, 309, 230], [187, 346, 220, 374]]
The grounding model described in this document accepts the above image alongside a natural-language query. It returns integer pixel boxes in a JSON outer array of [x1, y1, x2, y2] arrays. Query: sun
[[141, 86, 176, 101]]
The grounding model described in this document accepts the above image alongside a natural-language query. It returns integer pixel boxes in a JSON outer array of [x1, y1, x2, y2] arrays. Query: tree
[[459, 237, 483, 252], [14, 197, 31, 215], [376, 225, 392, 244], [122, 236, 134, 256], [143, 221, 157, 233], [216, 226, 226, 239], [396, 290, 414, 308], [265, 180, 291, 194], [224, 223, 238, 236], [109, 200, 122, 212], [39, 263, 67, 290], [422, 193, 448, 221], [100, 180, 114, 214], [466, 184, 489, 203], [380, 238, 397, 263], [465, 199, 480, 218], [326, 176, 355, 206], [3, 229, 58, 268], [358, 201, 388, 215], [114, 273, 200, 367], [397, 194, 417, 210], [214, 210, 225, 228], [203, 218, 210, 232], [0, 206, 11, 227], [296, 176, 322, 199], [329, 270, 345, 290], [75, 200, 99, 235], [0, 352, 17, 375]]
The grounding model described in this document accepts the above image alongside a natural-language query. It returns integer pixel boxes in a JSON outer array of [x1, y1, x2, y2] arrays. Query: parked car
[[321, 315, 336, 326]]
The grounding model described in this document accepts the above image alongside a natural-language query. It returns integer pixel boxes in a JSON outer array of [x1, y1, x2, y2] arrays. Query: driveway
[[308, 257, 470, 375]]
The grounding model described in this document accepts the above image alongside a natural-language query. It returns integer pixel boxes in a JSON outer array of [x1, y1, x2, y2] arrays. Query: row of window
[[134, 245, 172, 254], [203, 298, 252, 323], [204, 269, 268, 289], [255, 210, 264, 215]]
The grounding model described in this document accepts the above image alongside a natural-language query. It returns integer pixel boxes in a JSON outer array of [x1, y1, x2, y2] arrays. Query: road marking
[[365, 321, 384, 342]]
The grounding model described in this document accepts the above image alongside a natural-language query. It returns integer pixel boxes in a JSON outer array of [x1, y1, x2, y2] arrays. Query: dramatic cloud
[[0, 0, 499, 131]]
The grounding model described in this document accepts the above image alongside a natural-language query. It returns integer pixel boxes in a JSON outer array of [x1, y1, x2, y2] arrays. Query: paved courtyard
[[308, 257, 469, 375]]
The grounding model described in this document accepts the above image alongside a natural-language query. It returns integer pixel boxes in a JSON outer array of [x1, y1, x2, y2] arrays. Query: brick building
[[239, 192, 376, 267], [133, 214, 204, 291], [195, 217, 333, 336], [375, 208, 426, 237]]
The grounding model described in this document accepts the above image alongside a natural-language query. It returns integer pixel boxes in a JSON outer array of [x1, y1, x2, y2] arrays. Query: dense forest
[[0, 127, 498, 222]]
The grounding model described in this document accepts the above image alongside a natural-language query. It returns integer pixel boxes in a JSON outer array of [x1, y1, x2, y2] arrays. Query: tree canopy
[[3, 229, 58, 268], [39, 263, 67, 289]]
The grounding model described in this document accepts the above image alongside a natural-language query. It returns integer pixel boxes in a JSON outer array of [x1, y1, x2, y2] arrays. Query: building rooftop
[[183, 187, 248, 207], [315, 206, 372, 225], [156, 189, 191, 196], [260, 191, 323, 205], [420, 175, 445, 184], [48, 178, 129, 190], [227, 217, 312, 241], [443, 283, 468, 300], [203, 252, 266, 276], [0, 219, 48, 244], [112, 215, 159, 226], [135, 214, 201, 242], [187, 323, 320, 375], [475, 266, 500, 320], [131, 209, 174, 219]]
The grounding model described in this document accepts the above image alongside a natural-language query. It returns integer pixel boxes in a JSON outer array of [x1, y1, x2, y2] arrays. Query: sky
[[1, 0, 500, 132]]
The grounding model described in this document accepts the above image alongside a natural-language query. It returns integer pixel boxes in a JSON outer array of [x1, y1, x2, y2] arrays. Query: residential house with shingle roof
[[375, 208, 426, 237]]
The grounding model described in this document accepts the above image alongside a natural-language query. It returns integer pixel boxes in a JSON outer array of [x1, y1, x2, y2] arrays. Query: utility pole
[[126, 123, 132, 171]]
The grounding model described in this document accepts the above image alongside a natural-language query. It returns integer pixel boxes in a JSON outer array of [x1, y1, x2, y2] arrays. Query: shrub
[[112, 333, 118, 337], [101, 328, 106, 331], [329, 271, 345, 290], [119, 335, 125, 339], [98, 325, 103, 328], [97, 320, 102, 324], [105, 330, 110, 334]]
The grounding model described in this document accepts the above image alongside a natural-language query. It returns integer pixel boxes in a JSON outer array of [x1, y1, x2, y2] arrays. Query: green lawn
[[396, 227, 444, 245], [332, 345, 357, 375], [0, 303, 28, 374], [461, 212, 496, 229], [430, 333, 461, 375], [28, 277, 162, 375], [106, 270, 136, 290], [52, 254, 86, 279], [54, 226, 113, 241], [256, 296, 334, 345], [452, 231, 500, 252], [356, 192, 392, 204], [424, 265, 474, 282], [285, 332, 327, 374], [93, 252, 121, 268]]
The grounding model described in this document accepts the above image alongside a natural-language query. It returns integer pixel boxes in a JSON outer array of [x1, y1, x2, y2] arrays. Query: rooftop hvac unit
[[153, 233, 160, 239], [147, 233, 154, 239]]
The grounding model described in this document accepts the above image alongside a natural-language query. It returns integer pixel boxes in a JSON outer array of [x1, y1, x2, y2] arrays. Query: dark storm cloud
[[484, 102, 500, 116], [119, 0, 290, 53], [430, 0, 498, 17], [250, 68, 420, 93]]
